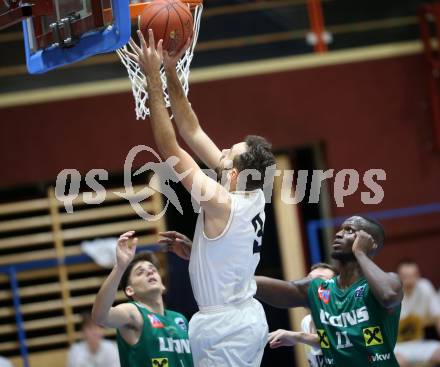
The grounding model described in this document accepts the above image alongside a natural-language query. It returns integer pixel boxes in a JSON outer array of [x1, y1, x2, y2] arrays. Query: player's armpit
[[97, 303, 141, 329], [370, 272, 402, 310], [383, 272, 404, 308], [255, 276, 310, 308]]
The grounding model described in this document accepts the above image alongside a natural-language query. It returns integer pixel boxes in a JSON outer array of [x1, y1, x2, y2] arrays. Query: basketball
[[139, 0, 193, 54]]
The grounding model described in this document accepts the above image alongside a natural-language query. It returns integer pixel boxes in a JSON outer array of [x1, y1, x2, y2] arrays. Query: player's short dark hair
[[310, 262, 338, 275], [357, 216, 385, 248], [119, 252, 160, 300], [233, 135, 276, 191]]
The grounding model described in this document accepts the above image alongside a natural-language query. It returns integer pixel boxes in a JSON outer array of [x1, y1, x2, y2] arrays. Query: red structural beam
[[307, 0, 327, 53]]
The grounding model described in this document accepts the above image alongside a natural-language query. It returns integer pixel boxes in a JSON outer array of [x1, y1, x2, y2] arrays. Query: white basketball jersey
[[301, 314, 324, 367], [188, 190, 266, 308]]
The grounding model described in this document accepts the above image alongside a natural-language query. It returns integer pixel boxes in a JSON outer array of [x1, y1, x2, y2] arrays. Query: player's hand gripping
[[352, 230, 377, 256], [268, 329, 301, 349], [116, 231, 138, 269], [158, 231, 192, 260], [124, 29, 163, 76], [163, 37, 191, 70]]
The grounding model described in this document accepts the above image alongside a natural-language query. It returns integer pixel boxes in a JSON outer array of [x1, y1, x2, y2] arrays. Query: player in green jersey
[[92, 231, 194, 367], [256, 216, 403, 367]]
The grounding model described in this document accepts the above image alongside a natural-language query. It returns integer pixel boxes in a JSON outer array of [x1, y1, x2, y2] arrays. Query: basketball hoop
[[117, 0, 203, 120]]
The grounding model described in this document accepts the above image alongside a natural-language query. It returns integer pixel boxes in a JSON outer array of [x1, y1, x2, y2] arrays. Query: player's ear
[[230, 167, 239, 180], [125, 285, 135, 298]]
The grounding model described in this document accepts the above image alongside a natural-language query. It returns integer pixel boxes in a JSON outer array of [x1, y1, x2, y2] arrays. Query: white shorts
[[395, 340, 440, 364], [188, 298, 268, 367]]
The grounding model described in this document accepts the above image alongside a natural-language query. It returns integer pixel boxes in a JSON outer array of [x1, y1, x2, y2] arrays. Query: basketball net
[[117, 2, 203, 120]]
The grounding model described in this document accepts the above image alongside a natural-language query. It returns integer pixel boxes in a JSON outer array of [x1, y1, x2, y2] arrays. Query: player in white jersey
[[187, 188, 269, 367], [130, 31, 276, 366]]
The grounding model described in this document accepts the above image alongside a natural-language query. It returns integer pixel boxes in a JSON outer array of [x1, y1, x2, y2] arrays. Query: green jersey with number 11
[[308, 277, 401, 367]]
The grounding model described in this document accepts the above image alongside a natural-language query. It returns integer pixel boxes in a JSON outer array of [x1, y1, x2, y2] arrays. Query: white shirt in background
[[301, 314, 323, 367], [67, 340, 120, 367], [399, 278, 440, 342], [0, 356, 13, 367]]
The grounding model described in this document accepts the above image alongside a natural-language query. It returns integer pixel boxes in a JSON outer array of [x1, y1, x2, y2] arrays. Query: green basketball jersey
[[308, 277, 401, 367], [116, 302, 194, 367]]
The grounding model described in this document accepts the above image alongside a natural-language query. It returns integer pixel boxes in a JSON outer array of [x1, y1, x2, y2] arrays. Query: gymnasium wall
[[1, 52, 439, 284]]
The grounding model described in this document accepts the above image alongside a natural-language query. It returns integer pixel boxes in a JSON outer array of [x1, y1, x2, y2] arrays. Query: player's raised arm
[[162, 42, 222, 170], [352, 230, 403, 309], [255, 276, 311, 308], [129, 30, 230, 217], [92, 232, 139, 329]]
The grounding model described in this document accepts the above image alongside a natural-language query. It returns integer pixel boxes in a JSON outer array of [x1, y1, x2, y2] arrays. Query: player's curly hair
[[233, 135, 276, 191]]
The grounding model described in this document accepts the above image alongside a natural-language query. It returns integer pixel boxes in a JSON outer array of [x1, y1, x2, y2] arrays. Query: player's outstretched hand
[[163, 36, 191, 70], [122, 29, 163, 76], [268, 329, 301, 349], [158, 231, 192, 260], [116, 231, 138, 269]]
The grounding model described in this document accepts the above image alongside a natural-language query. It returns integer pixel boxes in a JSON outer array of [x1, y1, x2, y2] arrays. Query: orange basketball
[[139, 0, 193, 53]]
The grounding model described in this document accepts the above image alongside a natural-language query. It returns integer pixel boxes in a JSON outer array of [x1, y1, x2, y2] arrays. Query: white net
[[117, 2, 203, 120]]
